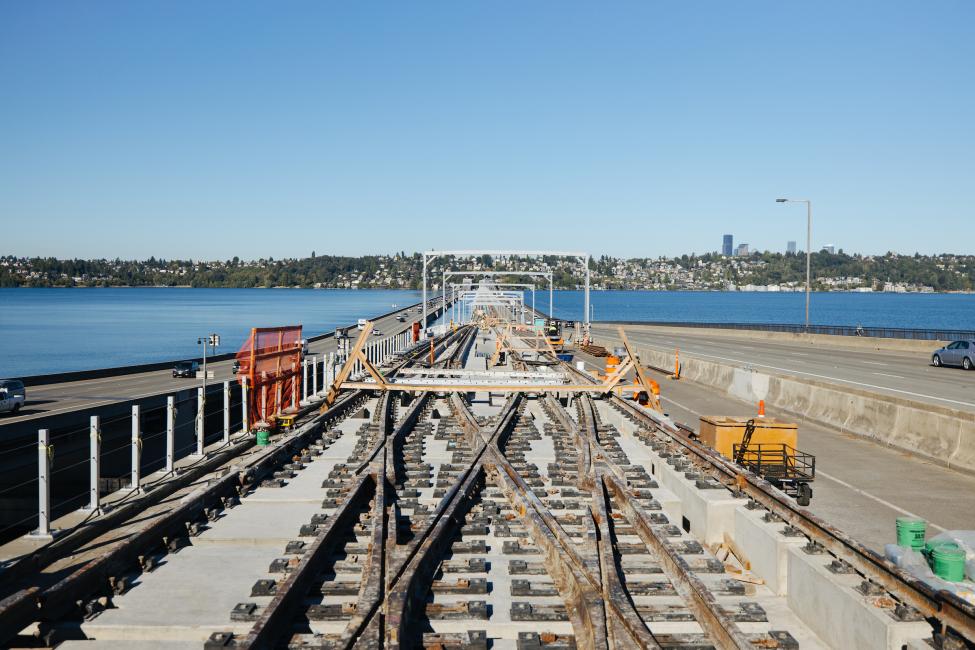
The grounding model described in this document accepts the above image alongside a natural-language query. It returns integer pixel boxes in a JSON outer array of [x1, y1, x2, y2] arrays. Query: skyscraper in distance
[[787, 240, 797, 254], [722, 234, 733, 256]]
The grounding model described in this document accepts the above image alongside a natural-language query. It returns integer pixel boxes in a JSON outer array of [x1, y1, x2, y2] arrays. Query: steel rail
[[237, 326, 501, 648], [579, 391, 759, 649], [562, 349, 975, 645], [0, 327, 448, 649], [608, 391, 975, 642], [382, 393, 523, 647], [453, 392, 670, 650], [236, 336, 467, 649]]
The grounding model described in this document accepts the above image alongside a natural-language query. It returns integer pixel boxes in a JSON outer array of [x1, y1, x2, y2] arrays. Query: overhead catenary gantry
[[423, 249, 591, 340], [455, 289, 525, 325], [450, 281, 538, 324], [441, 270, 553, 317]]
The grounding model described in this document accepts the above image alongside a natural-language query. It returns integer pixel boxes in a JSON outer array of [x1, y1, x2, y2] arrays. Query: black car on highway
[[173, 361, 200, 378]]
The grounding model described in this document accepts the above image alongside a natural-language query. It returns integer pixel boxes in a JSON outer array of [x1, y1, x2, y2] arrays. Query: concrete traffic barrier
[[634, 345, 975, 475]]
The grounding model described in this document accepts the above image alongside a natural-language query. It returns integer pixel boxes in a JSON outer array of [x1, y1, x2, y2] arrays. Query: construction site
[[1, 250, 973, 650]]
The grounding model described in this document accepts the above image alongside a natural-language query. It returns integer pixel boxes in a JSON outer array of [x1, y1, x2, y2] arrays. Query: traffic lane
[[609, 326, 943, 371], [574, 350, 975, 552], [653, 377, 975, 551], [1, 310, 427, 427], [595, 326, 975, 413]]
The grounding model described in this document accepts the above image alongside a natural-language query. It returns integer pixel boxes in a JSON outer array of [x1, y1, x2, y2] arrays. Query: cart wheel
[[796, 483, 813, 506]]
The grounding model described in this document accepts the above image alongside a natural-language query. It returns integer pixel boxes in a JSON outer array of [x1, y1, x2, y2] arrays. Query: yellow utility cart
[[699, 416, 815, 506]]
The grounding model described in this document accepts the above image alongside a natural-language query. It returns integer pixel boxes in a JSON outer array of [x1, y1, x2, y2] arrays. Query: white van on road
[[0, 379, 26, 415]]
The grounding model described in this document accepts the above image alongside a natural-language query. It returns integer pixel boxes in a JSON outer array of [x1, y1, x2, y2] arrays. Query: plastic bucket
[[925, 539, 955, 555], [931, 544, 966, 582], [256, 430, 270, 446], [896, 517, 926, 550]]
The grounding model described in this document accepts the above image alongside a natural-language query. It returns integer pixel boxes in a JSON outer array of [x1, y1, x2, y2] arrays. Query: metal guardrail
[[17, 296, 448, 387], [605, 320, 974, 341]]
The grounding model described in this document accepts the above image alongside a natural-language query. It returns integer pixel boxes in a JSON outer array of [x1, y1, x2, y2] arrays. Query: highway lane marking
[[651, 347, 975, 411], [872, 372, 905, 379], [861, 361, 888, 366], [659, 396, 950, 532], [789, 352, 809, 357], [815, 471, 947, 532]]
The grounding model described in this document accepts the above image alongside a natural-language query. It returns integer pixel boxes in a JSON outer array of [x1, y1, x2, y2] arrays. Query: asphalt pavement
[[593, 323, 975, 413], [0, 303, 436, 429], [574, 346, 975, 552]]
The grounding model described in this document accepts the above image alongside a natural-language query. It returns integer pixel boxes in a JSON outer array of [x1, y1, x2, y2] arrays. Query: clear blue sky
[[2, 2, 972, 260]]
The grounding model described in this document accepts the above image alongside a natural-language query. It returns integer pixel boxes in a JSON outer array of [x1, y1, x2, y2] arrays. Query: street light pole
[[198, 333, 220, 405], [776, 198, 812, 328]]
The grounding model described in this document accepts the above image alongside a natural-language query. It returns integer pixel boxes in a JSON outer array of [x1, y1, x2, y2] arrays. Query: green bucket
[[256, 430, 270, 446], [896, 517, 926, 550], [931, 543, 966, 582]]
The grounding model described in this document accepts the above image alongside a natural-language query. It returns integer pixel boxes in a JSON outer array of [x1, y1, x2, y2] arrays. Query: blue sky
[[1, 2, 972, 260]]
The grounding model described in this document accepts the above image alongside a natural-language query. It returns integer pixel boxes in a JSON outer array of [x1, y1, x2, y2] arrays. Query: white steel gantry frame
[[441, 270, 553, 319], [450, 282, 536, 324], [423, 250, 590, 339], [455, 289, 526, 325]]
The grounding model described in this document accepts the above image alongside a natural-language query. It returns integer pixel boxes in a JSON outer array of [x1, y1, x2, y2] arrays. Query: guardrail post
[[302, 359, 309, 401], [312, 356, 319, 396], [196, 387, 205, 456], [130, 405, 141, 493], [223, 380, 231, 444], [241, 377, 249, 433], [30, 428, 53, 538], [87, 416, 100, 511], [166, 396, 175, 472]]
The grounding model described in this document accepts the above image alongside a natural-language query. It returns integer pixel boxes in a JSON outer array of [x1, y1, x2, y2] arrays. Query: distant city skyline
[[1, 3, 973, 259]]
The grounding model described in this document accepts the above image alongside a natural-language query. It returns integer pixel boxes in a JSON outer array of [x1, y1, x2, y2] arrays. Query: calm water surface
[[550, 290, 975, 330], [1, 288, 973, 376], [0, 288, 421, 376]]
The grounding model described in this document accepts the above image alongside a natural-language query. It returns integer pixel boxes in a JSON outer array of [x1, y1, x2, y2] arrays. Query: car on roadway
[[932, 340, 975, 370], [373, 329, 382, 336], [0, 379, 26, 415], [173, 361, 200, 378], [396, 315, 406, 322]]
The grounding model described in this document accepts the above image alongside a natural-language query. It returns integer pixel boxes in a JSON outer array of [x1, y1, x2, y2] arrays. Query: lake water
[[1, 288, 973, 376], [547, 290, 975, 330], [0, 288, 421, 377]]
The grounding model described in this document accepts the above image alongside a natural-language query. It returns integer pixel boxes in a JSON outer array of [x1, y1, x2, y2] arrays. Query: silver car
[[0, 379, 26, 414], [932, 340, 975, 370]]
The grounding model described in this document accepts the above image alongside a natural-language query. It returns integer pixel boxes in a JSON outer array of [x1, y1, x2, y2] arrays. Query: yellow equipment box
[[698, 416, 797, 459]]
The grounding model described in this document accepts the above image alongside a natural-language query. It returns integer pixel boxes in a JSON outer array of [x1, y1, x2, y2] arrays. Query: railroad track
[[4, 325, 973, 649], [199, 334, 801, 648], [0, 329, 469, 648]]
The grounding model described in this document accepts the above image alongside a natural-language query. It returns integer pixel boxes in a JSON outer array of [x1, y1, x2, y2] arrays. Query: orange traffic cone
[[758, 400, 766, 417]]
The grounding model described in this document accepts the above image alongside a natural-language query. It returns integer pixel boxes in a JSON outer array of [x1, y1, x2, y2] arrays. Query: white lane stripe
[[656, 347, 975, 410], [861, 361, 888, 366], [790, 352, 809, 357], [872, 372, 905, 379], [815, 471, 946, 532], [660, 396, 949, 532]]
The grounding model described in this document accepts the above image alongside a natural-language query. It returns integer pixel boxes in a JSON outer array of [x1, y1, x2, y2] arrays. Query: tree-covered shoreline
[[2, 251, 973, 292]]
